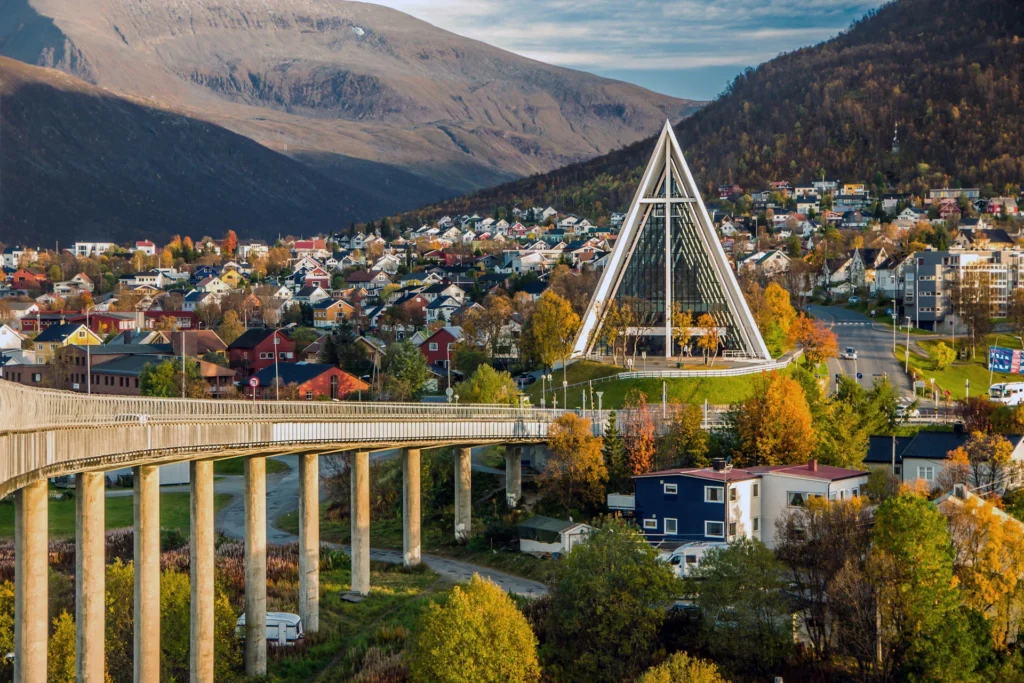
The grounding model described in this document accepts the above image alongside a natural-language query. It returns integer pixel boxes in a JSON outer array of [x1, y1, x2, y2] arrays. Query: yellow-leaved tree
[[540, 413, 608, 511], [730, 371, 815, 466], [638, 651, 727, 683], [409, 574, 541, 683]]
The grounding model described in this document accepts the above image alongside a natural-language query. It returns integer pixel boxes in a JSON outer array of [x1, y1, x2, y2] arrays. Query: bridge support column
[[134, 465, 161, 683], [298, 453, 319, 633], [76, 472, 106, 683], [505, 446, 522, 507], [454, 447, 472, 542], [351, 450, 370, 595], [245, 456, 268, 677], [190, 460, 215, 683], [402, 448, 421, 567], [14, 480, 47, 683]]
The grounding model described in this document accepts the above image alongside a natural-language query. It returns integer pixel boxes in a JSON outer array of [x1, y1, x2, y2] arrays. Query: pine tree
[[603, 411, 629, 493]]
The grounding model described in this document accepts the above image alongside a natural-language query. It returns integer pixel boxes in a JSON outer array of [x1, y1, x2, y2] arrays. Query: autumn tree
[[49, 611, 76, 683], [222, 229, 238, 256], [760, 282, 797, 357], [540, 413, 608, 511], [964, 431, 1015, 492], [194, 301, 222, 330], [729, 371, 815, 467], [671, 304, 693, 360], [409, 575, 540, 683], [382, 341, 430, 401], [622, 389, 656, 475], [599, 300, 626, 365], [788, 314, 839, 366], [944, 495, 1024, 647], [637, 653, 725, 683], [695, 313, 721, 366], [527, 291, 580, 385], [140, 359, 208, 398]]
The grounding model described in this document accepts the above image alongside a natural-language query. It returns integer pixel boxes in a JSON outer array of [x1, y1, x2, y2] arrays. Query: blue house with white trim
[[634, 460, 763, 547]]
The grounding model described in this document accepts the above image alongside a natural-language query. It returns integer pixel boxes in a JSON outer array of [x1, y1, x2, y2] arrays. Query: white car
[[841, 347, 857, 360], [896, 402, 920, 419]]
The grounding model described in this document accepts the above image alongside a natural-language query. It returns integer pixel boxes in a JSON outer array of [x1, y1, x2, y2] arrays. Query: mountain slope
[[396, 0, 1024, 223], [0, 0, 701, 203], [0, 57, 385, 245]]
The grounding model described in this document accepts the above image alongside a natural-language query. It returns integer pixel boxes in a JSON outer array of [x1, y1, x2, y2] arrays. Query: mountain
[[0, 57, 386, 245], [0, 0, 700, 209], [395, 0, 1024, 224]]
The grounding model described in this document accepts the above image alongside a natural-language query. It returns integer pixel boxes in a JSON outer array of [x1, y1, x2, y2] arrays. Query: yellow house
[[220, 269, 246, 288], [32, 323, 103, 364], [313, 299, 355, 328], [842, 183, 866, 196]]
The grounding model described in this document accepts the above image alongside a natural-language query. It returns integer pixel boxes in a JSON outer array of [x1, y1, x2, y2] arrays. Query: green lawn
[[0, 492, 233, 539], [895, 341, 1014, 401], [266, 560, 446, 681], [213, 456, 291, 476], [522, 360, 622, 404]]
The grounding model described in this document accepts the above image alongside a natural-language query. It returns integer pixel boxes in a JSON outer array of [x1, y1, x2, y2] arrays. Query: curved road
[[807, 305, 913, 396], [213, 454, 547, 597]]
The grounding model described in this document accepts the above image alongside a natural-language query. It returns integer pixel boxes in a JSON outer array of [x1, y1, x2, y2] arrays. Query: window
[[705, 521, 725, 538], [730, 488, 737, 502], [917, 466, 935, 481], [728, 522, 737, 537], [788, 492, 823, 507], [851, 487, 859, 497], [643, 518, 657, 530], [429, 342, 438, 351], [685, 554, 698, 565], [305, 391, 313, 400], [752, 517, 760, 532], [664, 518, 678, 535], [663, 483, 678, 495], [32, 373, 41, 383], [894, 465, 902, 476], [704, 486, 724, 503], [753, 483, 759, 498]]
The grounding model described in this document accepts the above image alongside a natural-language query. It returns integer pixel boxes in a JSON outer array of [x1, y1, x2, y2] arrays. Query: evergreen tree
[[602, 411, 629, 493]]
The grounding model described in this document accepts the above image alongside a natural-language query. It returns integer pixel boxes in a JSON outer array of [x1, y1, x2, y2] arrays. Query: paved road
[[807, 305, 913, 396], [213, 453, 547, 596]]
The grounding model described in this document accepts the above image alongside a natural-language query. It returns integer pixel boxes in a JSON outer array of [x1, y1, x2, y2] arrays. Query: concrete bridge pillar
[[14, 479, 47, 683], [505, 446, 522, 507], [298, 453, 320, 633], [454, 447, 472, 542], [351, 450, 370, 595], [402, 448, 421, 567], [76, 472, 106, 682], [133, 465, 161, 683], [245, 456, 268, 677], [190, 460, 215, 683]]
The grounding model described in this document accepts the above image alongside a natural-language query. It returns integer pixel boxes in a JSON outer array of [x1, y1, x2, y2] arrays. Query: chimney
[[712, 458, 726, 472], [808, 459, 818, 472], [136, 310, 145, 331]]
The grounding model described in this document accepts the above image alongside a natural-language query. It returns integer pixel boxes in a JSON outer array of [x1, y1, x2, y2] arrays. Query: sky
[[376, 0, 884, 101]]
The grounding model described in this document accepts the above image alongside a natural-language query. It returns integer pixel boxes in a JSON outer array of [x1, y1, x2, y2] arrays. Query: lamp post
[[892, 297, 897, 353], [84, 304, 95, 394], [904, 316, 911, 373], [563, 379, 568, 410], [274, 332, 280, 401], [642, 350, 647, 372]]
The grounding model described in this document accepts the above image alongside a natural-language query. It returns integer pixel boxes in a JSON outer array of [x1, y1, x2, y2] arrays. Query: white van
[[663, 541, 729, 578], [236, 612, 304, 647], [990, 382, 1024, 406]]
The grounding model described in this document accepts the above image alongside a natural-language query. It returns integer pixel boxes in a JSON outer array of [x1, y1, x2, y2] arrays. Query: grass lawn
[[214, 456, 291, 476], [266, 561, 446, 681], [0, 492, 233, 539], [895, 339, 1018, 401], [522, 360, 621, 404]]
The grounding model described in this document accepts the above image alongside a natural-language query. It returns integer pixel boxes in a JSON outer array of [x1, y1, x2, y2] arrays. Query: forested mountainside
[[393, 0, 1024, 225]]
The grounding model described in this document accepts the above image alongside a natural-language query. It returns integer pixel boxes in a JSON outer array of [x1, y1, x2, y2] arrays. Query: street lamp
[[904, 316, 911, 373], [642, 350, 647, 372], [596, 391, 604, 414], [84, 304, 95, 394], [563, 379, 568, 410], [274, 332, 281, 401]]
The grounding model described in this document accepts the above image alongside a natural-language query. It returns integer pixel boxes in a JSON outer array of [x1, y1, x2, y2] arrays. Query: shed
[[516, 516, 590, 555]]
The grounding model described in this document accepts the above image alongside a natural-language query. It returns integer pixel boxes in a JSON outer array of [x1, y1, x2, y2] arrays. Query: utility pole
[[181, 329, 186, 399], [274, 331, 280, 401]]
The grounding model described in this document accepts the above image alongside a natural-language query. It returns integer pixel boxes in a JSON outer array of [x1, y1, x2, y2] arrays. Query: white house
[[0, 324, 25, 350], [516, 516, 591, 555], [73, 242, 116, 257]]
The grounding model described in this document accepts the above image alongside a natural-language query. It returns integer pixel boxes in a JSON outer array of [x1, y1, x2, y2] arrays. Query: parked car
[[662, 541, 729, 578], [517, 373, 536, 387], [236, 612, 304, 647], [896, 401, 920, 418], [841, 347, 858, 360], [848, 296, 860, 304]]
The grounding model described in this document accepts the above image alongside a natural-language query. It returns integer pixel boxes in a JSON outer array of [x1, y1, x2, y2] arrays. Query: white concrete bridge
[[0, 381, 567, 682]]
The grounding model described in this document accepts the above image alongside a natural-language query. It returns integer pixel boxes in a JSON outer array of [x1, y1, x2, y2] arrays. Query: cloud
[[375, 0, 884, 97]]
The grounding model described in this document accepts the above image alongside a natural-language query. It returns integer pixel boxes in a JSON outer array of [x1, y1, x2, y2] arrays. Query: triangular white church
[[573, 121, 770, 360]]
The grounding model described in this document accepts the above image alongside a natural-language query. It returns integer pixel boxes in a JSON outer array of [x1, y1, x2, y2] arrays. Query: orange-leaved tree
[[730, 371, 815, 467], [788, 314, 838, 366], [623, 389, 656, 475], [540, 413, 608, 512]]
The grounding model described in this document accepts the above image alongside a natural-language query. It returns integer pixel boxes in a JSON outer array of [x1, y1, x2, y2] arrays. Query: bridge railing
[[0, 381, 562, 433]]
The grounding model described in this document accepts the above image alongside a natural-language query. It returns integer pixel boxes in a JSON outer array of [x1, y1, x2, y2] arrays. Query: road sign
[[945, 390, 951, 397], [886, 308, 894, 315], [834, 373, 840, 381], [856, 372, 863, 379], [445, 387, 454, 397], [248, 377, 259, 388]]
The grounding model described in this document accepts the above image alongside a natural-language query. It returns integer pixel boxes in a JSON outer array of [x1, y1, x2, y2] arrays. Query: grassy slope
[[267, 562, 445, 681], [0, 492, 233, 539], [895, 336, 1022, 400]]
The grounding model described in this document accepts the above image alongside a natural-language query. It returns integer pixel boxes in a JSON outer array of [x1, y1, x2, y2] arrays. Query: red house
[[419, 326, 463, 367], [246, 363, 369, 400], [11, 269, 48, 290], [227, 328, 296, 378]]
